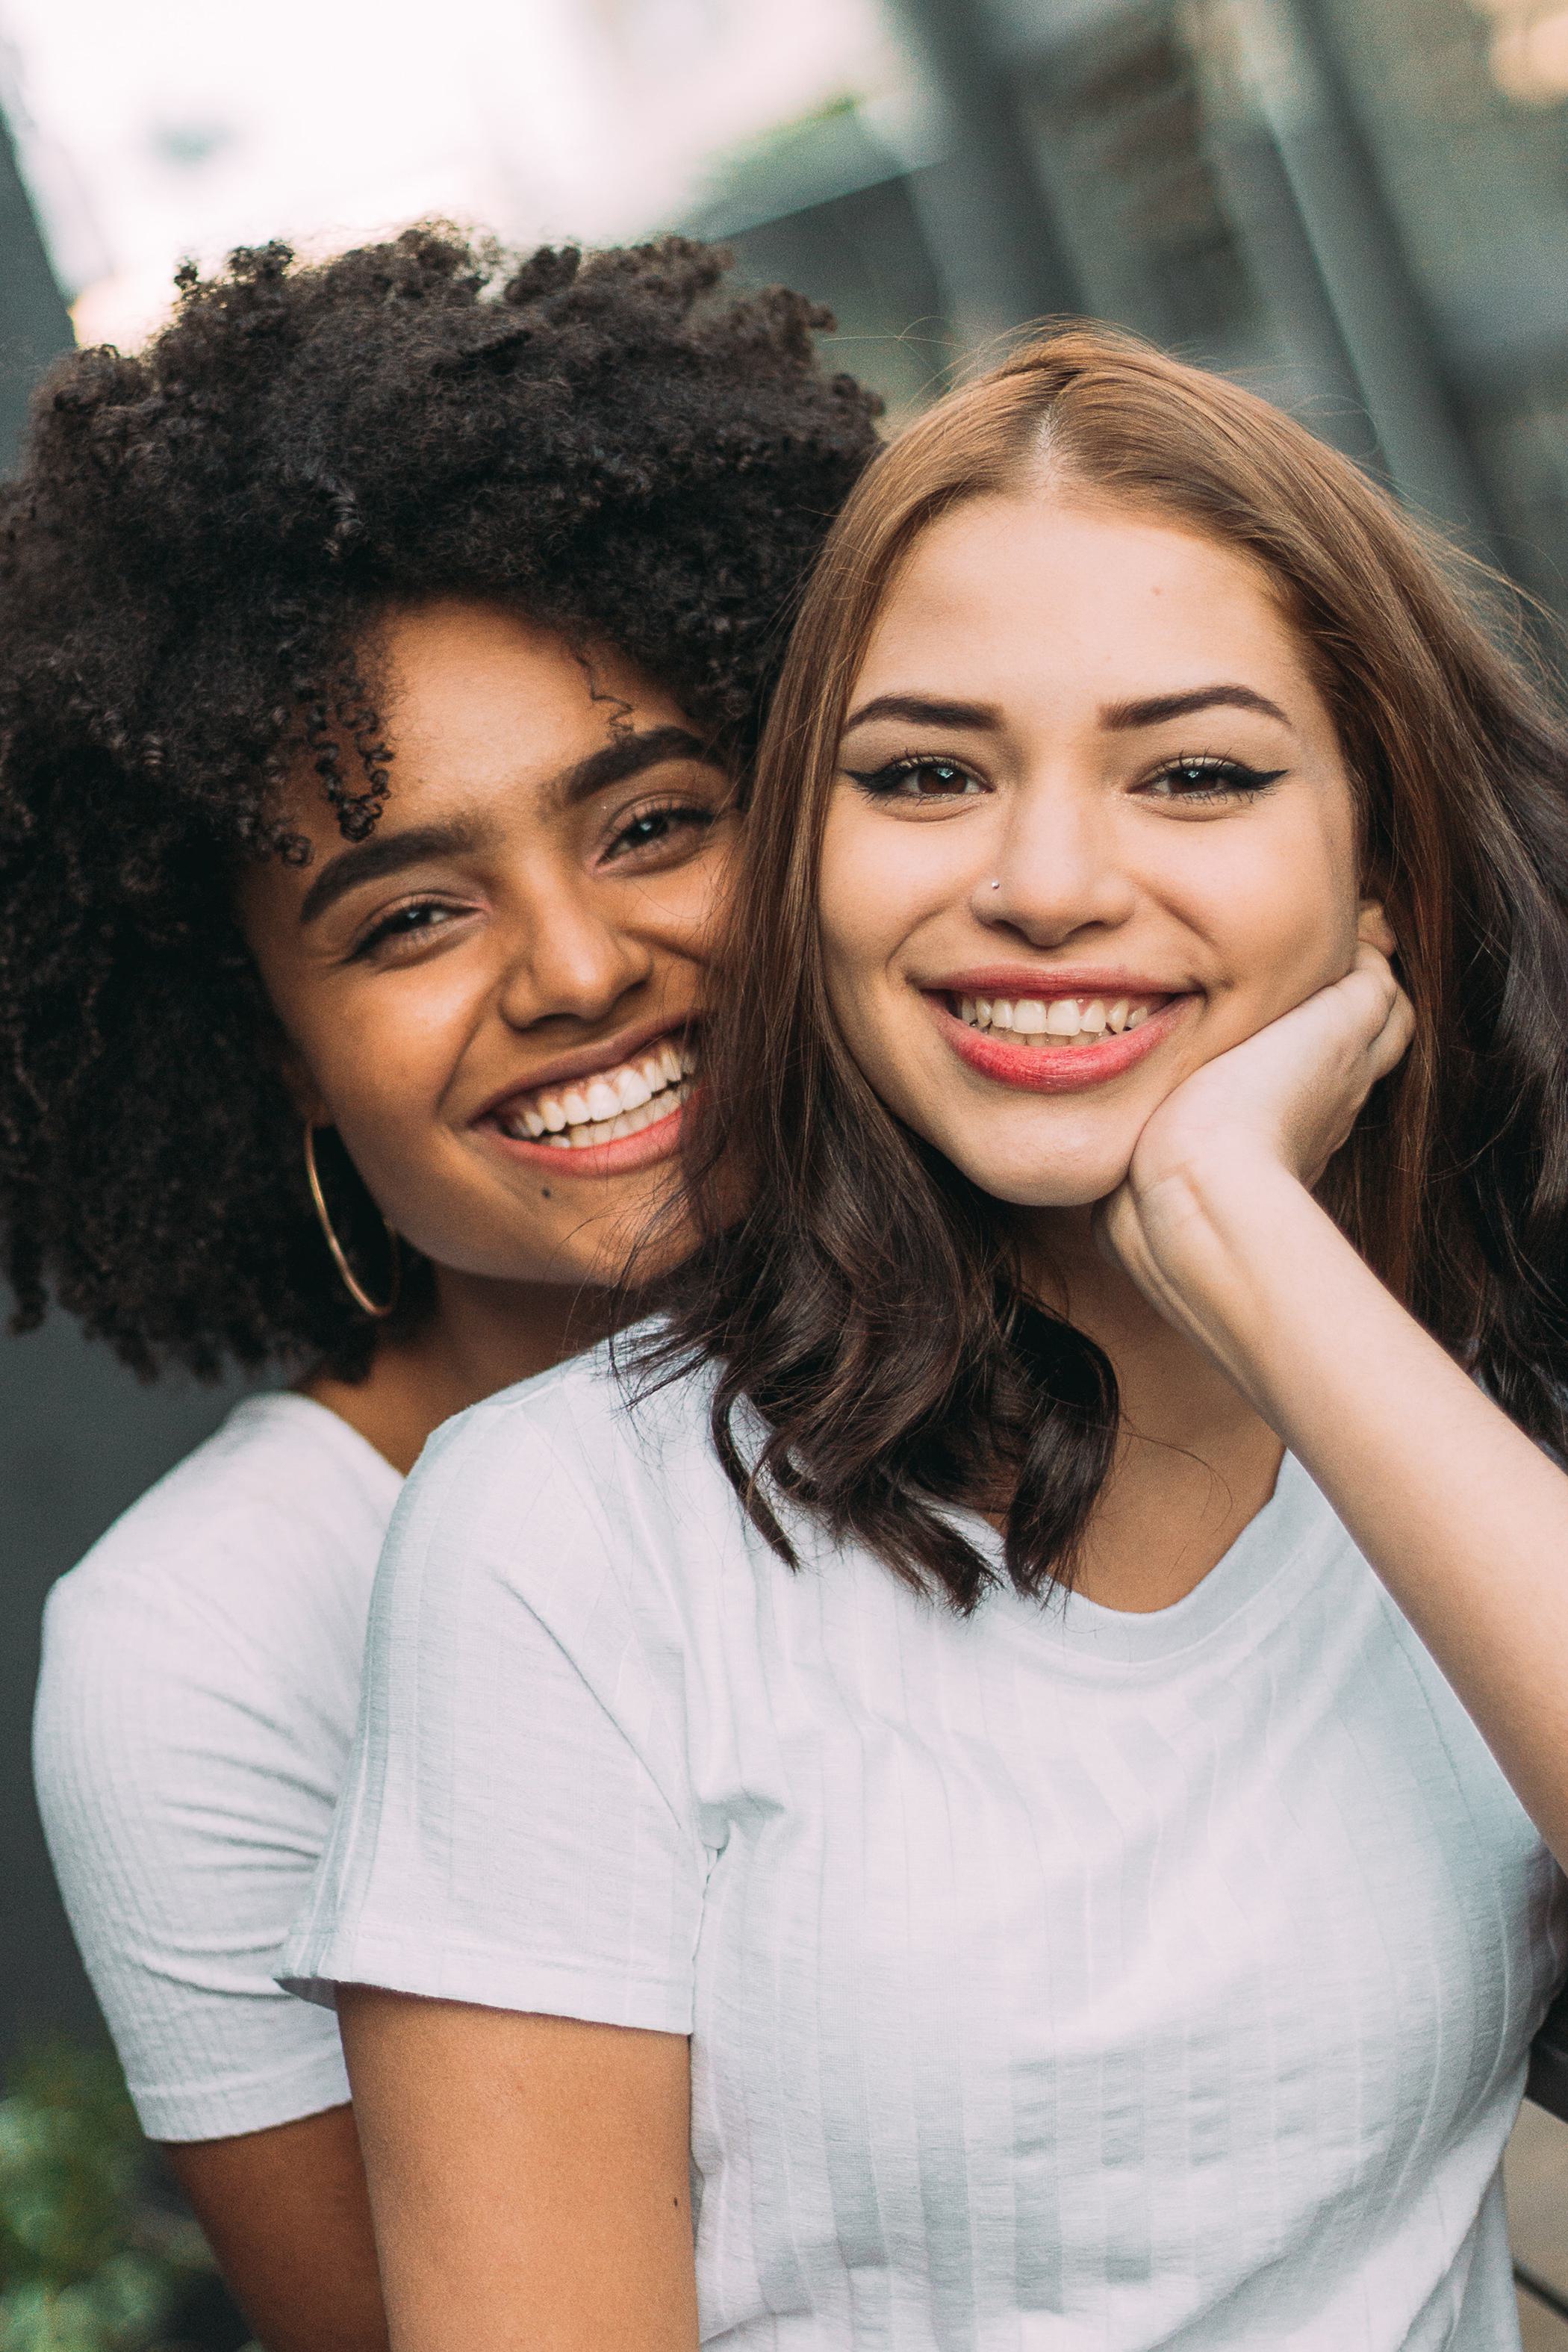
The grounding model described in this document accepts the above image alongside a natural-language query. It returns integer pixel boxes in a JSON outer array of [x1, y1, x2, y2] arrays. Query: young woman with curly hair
[[289, 330, 1568, 2348], [13, 226, 880, 2352]]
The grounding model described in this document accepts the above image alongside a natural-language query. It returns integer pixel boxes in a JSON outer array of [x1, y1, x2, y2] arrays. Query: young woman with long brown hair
[[286, 328, 1568, 2348]]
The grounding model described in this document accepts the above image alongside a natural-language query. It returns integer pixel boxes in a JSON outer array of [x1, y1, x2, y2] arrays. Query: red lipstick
[[925, 977, 1192, 1095]]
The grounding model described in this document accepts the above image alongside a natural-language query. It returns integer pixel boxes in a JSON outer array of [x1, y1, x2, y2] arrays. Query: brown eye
[[1144, 756, 1287, 802], [604, 801, 717, 862], [847, 757, 983, 800], [351, 900, 462, 958]]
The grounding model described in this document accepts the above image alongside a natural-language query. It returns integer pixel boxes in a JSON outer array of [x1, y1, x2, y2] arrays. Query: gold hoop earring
[[303, 1124, 402, 1319]]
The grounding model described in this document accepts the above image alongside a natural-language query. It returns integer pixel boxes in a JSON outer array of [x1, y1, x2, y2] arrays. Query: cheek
[[320, 979, 467, 1110], [818, 799, 953, 996], [817, 799, 877, 974], [1182, 803, 1360, 1013], [634, 830, 739, 956], [290, 980, 473, 1213], [818, 830, 896, 1068]]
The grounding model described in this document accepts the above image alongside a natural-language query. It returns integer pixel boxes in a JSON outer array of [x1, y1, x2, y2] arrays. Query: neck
[[304, 1266, 621, 1475], [1018, 1207, 1284, 1611]]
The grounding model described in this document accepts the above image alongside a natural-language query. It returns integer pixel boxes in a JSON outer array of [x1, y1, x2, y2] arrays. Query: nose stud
[[990, 879, 1001, 891]]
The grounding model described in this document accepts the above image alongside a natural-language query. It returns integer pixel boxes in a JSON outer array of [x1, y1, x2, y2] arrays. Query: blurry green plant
[[0, 2041, 224, 2352]]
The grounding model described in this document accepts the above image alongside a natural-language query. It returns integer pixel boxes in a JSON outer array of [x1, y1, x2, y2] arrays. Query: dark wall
[[1, 1321, 250, 2052], [0, 103, 254, 2056]]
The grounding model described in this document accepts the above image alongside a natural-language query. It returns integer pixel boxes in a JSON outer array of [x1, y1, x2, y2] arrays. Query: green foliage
[[0, 2043, 219, 2352]]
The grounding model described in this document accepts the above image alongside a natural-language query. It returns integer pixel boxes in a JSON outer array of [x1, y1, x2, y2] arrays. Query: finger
[[1350, 940, 1397, 992], [1335, 946, 1400, 1039], [1362, 983, 1415, 1086], [1313, 955, 1407, 1101], [1357, 899, 1398, 959]]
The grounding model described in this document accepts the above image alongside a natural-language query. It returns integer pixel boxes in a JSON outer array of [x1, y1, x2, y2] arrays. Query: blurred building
[[695, 0, 1568, 599], [4, 0, 1568, 2059], [7, 0, 1568, 579]]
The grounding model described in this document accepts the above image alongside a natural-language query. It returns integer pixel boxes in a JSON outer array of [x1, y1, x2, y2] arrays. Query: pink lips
[[933, 994, 1189, 1093], [484, 1095, 690, 1182]]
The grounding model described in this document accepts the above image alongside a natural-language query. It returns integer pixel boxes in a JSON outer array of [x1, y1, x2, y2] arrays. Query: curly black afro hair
[[0, 227, 882, 1378]]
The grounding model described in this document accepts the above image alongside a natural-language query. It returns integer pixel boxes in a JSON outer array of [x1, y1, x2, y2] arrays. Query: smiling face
[[818, 493, 1364, 1210], [237, 599, 734, 1290]]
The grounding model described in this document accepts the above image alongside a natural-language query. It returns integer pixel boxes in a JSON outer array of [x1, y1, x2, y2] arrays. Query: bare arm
[[339, 1988, 699, 2352], [161, 2103, 388, 2352], [1104, 944, 1568, 1864]]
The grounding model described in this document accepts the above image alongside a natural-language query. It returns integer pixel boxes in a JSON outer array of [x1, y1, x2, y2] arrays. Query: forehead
[[856, 493, 1316, 712], [278, 597, 688, 851]]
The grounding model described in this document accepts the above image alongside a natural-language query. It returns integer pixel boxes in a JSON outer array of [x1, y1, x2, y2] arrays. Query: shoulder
[[38, 1393, 402, 1735], [281, 1345, 732, 2018], [395, 1335, 727, 1562], [375, 1337, 740, 1664], [33, 1395, 391, 2142]]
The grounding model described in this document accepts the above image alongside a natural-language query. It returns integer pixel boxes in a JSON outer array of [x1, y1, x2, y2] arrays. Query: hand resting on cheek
[[1098, 911, 1414, 1325]]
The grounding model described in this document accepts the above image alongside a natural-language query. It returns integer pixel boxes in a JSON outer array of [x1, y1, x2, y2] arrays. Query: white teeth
[[953, 991, 1159, 1045], [505, 1074, 692, 1149], [497, 1034, 697, 1150]]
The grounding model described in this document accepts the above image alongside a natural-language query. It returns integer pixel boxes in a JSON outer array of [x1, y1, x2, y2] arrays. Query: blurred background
[[1, 0, 1567, 2339]]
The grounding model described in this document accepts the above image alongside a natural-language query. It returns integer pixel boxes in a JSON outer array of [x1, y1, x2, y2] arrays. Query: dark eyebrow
[[299, 820, 484, 927], [841, 694, 1002, 735], [297, 727, 716, 927], [553, 724, 716, 808], [1100, 685, 1290, 730]]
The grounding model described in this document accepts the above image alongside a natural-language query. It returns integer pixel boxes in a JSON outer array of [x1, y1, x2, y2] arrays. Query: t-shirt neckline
[[962, 1450, 1335, 1671]]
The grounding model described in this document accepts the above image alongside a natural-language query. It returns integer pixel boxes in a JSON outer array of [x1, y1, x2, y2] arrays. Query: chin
[[939, 1135, 1134, 1212]]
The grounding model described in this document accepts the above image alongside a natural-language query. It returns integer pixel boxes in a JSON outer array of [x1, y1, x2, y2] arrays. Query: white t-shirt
[[283, 1351, 1568, 2351], [34, 1393, 402, 2141]]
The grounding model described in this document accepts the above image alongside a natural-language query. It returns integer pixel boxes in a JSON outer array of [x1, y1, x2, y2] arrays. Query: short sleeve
[[34, 1565, 355, 2141], [280, 1381, 708, 2035]]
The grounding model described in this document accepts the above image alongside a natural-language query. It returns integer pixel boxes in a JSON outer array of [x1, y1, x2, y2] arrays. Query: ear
[[1357, 896, 1397, 959]]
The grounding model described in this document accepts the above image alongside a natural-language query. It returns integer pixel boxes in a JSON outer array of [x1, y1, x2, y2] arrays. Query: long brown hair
[[635, 324, 1568, 1610]]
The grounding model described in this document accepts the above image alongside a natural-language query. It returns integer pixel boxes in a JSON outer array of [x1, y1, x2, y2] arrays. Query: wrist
[[1176, 1143, 1317, 1245], [1116, 1150, 1338, 1391], [1130, 1140, 1311, 1282]]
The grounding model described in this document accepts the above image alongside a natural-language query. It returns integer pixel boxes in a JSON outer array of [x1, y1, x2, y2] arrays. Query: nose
[[495, 873, 655, 1032], [971, 784, 1136, 947]]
